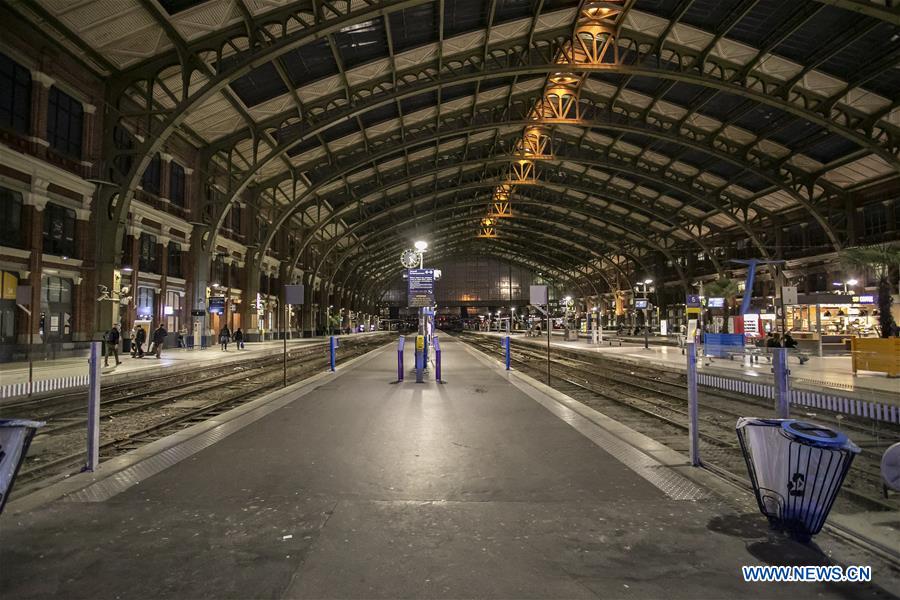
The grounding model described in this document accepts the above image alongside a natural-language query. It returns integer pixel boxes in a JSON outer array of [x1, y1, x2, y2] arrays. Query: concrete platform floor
[[1, 338, 896, 599], [473, 330, 900, 402], [0, 331, 384, 391]]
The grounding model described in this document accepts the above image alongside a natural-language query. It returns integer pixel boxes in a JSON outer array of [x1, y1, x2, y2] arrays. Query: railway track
[[9, 334, 392, 496], [454, 331, 898, 514], [10, 341, 343, 435]]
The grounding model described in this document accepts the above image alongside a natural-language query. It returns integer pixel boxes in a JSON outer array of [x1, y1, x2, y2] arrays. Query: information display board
[[529, 285, 548, 306], [635, 299, 649, 309], [407, 269, 435, 308]]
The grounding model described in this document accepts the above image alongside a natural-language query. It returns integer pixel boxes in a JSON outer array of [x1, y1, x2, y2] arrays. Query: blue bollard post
[[504, 336, 511, 370], [329, 336, 337, 371], [398, 336, 405, 381], [434, 336, 441, 382]]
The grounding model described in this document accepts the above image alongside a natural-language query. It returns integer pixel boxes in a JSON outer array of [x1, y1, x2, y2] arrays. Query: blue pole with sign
[[434, 336, 441, 382], [329, 336, 337, 371], [397, 336, 405, 381], [504, 336, 511, 370]]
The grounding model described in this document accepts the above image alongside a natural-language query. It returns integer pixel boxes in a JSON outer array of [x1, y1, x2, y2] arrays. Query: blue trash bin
[[736, 417, 859, 539]]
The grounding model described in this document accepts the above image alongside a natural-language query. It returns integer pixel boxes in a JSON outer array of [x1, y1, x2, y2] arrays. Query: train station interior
[[0, 0, 899, 598]]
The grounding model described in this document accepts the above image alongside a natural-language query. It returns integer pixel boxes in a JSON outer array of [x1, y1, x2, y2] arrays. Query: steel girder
[[257, 111, 839, 272], [221, 72, 863, 257], [81, 0, 900, 309], [357, 233, 601, 300], [101, 7, 894, 247], [352, 246, 583, 306], [308, 188, 687, 289], [327, 212, 644, 296], [283, 156, 750, 276]]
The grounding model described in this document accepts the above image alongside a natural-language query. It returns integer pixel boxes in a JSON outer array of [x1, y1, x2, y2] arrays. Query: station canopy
[[18, 0, 900, 297]]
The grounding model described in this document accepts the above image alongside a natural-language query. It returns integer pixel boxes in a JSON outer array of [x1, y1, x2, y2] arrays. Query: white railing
[[0, 375, 89, 400], [697, 373, 899, 425]]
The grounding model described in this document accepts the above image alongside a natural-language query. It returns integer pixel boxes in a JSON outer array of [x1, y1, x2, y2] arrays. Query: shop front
[[0, 270, 20, 359], [787, 292, 880, 354], [40, 274, 75, 357]]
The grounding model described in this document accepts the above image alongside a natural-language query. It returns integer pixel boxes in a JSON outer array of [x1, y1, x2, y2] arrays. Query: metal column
[[685, 341, 700, 467], [86, 341, 101, 471], [773, 347, 790, 418]]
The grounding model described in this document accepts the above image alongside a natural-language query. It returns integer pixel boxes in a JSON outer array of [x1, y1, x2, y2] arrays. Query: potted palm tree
[[704, 277, 741, 333], [840, 244, 899, 338]]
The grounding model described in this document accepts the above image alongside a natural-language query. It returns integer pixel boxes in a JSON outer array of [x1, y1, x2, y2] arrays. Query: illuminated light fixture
[[478, 218, 498, 239], [121, 266, 133, 273], [846, 278, 858, 286], [414, 240, 428, 252], [644, 278, 653, 284]]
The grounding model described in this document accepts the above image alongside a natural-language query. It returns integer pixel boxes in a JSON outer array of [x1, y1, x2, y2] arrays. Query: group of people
[[104, 322, 249, 366], [218, 325, 244, 351], [759, 331, 799, 349], [103, 323, 168, 367]]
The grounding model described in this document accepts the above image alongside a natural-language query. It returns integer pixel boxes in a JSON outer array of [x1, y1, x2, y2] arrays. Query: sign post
[[530, 285, 550, 385], [86, 341, 101, 471], [16, 286, 32, 395], [685, 294, 701, 353], [780, 285, 797, 337], [686, 341, 700, 467], [284, 285, 305, 388], [773, 348, 790, 418], [408, 268, 435, 377]]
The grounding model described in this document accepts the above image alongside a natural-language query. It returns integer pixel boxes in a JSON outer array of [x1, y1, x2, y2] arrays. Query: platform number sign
[[0, 420, 43, 514]]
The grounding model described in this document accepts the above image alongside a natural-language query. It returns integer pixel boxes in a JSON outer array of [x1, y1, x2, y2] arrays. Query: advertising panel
[[208, 296, 226, 315]]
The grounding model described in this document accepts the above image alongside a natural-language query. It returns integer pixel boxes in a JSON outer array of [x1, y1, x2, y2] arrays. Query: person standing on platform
[[152, 324, 167, 359], [134, 325, 146, 358], [104, 324, 121, 367], [219, 325, 231, 351], [233, 327, 244, 350]]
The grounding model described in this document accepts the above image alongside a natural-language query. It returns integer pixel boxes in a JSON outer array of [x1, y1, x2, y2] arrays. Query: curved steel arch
[[283, 159, 741, 277], [315, 192, 683, 294], [101, 2, 892, 273], [345, 221, 615, 293], [252, 112, 838, 268], [338, 230, 606, 301], [328, 214, 646, 297], [282, 152, 755, 270], [209, 60, 896, 180], [328, 207, 648, 287], [360, 236, 599, 302], [360, 247, 586, 306]]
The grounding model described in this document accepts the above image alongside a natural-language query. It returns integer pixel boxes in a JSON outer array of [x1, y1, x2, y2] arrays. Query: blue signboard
[[208, 296, 226, 315], [685, 294, 701, 308], [407, 269, 435, 308], [635, 299, 649, 309]]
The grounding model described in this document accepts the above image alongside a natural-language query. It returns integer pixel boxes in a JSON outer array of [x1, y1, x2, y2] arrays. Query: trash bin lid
[[781, 420, 847, 447]]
